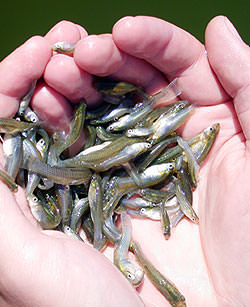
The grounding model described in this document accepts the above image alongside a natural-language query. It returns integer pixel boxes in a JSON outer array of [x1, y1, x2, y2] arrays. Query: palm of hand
[[0, 15, 249, 307]]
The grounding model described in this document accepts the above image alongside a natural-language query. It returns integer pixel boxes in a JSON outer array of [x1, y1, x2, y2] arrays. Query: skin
[[0, 15, 249, 307]]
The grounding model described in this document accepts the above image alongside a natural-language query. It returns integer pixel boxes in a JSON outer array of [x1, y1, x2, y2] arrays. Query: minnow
[[130, 240, 186, 306], [55, 184, 73, 228], [175, 180, 199, 223], [70, 197, 89, 232], [58, 137, 150, 171], [0, 118, 39, 134], [18, 80, 37, 116], [114, 213, 144, 287], [52, 41, 76, 55], [22, 155, 92, 186], [103, 162, 175, 218], [48, 100, 86, 166], [88, 174, 105, 250], [0, 169, 18, 192], [27, 193, 61, 229], [3, 133, 23, 180]]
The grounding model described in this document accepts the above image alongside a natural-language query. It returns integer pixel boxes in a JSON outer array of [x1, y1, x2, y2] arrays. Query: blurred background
[[0, 0, 249, 60]]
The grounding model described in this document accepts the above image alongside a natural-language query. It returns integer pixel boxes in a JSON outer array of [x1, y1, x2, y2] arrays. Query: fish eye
[[169, 163, 174, 170], [31, 116, 37, 122], [32, 196, 38, 202], [126, 272, 133, 280], [140, 208, 146, 214], [108, 126, 114, 131], [146, 143, 151, 148], [39, 139, 45, 146]]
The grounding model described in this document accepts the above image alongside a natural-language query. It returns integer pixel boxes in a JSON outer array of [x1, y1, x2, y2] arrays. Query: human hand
[[0, 15, 249, 307], [73, 15, 250, 306], [0, 21, 144, 307], [105, 15, 248, 307]]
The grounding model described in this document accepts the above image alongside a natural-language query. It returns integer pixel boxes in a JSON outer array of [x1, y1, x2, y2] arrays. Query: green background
[[0, 0, 249, 60]]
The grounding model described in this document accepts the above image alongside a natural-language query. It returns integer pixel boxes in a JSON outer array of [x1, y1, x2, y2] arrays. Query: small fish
[[130, 240, 186, 306], [18, 80, 37, 116], [114, 213, 144, 287], [27, 193, 61, 229], [88, 174, 105, 250], [0, 118, 39, 134], [52, 41, 76, 55], [0, 169, 18, 192]]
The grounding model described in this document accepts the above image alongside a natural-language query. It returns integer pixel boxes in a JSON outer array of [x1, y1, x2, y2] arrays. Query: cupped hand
[[0, 15, 249, 307], [74, 15, 250, 306], [0, 21, 143, 307]]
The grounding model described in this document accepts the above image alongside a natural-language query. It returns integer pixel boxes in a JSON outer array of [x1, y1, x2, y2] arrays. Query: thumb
[[205, 16, 250, 141]]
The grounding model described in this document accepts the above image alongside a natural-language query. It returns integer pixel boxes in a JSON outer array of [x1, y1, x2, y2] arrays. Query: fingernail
[[224, 17, 242, 41]]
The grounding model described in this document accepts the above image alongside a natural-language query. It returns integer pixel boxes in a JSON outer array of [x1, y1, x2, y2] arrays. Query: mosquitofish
[[18, 80, 37, 116], [160, 201, 171, 239], [82, 214, 94, 243], [176, 161, 193, 204], [0, 118, 39, 134], [177, 136, 200, 187], [70, 197, 89, 232], [36, 132, 50, 160], [94, 80, 141, 98], [137, 136, 178, 172], [149, 101, 194, 144], [27, 193, 61, 229], [95, 126, 122, 141], [48, 100, 86, 166], [58, 136, 148, 170], [0, 169, 18, 192], [83, 125, 96, 149], [23, 138, 43, 196], [155, 123, 220, 165], [90, 103, 132, 125], [120, 197, 156, 210], [130, 240, 186, 307], [138, 186, 176, 203], [3, 134, 23, 180], [106, 103, 154, 132], [103, 215, 121, 243], [191, 123, 220, 165], [85, 103, 111, 120], [63, 226, 83, 241], [127, 207, 161, 220], [114, 213, 144, 286], [52, 41, 76, 55], [103, 162, 175, 218], [93, 142, 151, 172], [126, 101, 189, 138], [55, 184, 72, 227], [88, 174, 105, 250], [175, 180, 199, 224], [22, 155, 92, 186], [23, 107, 40, 123]]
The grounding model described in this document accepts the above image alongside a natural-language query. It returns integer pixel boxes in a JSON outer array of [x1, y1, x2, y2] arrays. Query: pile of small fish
[[0, 75, 220, 307]]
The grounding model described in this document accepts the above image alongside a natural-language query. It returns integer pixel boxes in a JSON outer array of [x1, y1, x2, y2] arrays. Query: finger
[[112, 16, 228, 105], [205, 16, 250, 141], [43, 54, 101, 104], [44, 20, 88, 45], [0, 36, 51, 117], [74, 33, 168, 94], [0, 183, 41, 260], [31, 81, 72, 131]]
